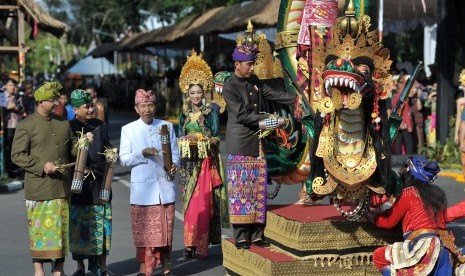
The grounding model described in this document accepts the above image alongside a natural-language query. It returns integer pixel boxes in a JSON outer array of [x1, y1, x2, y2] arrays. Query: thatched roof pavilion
[[186, 0, 279, 36], [90, 0, 437, 57], [12, 0, 66, 37]]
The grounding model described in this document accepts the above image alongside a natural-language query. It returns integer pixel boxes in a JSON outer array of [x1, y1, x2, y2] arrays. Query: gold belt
[[407, 228, 459, 258], [406, 229, 438, 241]]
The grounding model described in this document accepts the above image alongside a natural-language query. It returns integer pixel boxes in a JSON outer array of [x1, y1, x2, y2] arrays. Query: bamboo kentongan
[[160, 124, 174, 180], [71, 147, 88, 193], [71, 131, 91, 194], [99, 147, 118, 203]]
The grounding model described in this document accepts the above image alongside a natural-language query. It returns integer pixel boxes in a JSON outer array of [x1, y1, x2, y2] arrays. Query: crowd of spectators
[[0, 75, 109, 179], [389, 68, 439, 155]]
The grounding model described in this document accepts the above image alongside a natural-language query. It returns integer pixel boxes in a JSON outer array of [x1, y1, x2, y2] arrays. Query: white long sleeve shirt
[[119, 118, 180, 205]]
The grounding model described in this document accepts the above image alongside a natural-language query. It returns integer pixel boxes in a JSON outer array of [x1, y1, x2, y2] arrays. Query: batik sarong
[[27, 198, 69, 259], [69, 203, 112, 257], [131, 203, 175, 276], [181, 156, 222, 259], [227, 154, 267, 224]]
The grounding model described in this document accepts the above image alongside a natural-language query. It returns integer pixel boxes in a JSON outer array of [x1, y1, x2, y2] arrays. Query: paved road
[[1, 111, 465, 275]]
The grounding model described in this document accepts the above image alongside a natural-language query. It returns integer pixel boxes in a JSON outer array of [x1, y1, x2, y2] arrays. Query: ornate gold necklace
[[188, 108, 202, 122]]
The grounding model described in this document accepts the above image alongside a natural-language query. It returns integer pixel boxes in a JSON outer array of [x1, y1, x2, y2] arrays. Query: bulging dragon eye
[[357, 64, 371, 78]]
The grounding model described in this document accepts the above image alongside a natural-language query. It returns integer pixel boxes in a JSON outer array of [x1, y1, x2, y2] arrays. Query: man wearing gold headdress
[[11, 82, 77, 276], [223, 43, 295, 250], [177, 50, 228, 259]]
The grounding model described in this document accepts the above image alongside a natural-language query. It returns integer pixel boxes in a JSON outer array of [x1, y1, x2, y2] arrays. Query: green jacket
[[11, 112, 76, 200]]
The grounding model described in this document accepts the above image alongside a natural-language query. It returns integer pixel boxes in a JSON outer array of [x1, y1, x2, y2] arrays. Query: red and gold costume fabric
[[130, 203, 174, 276], [181, 155, 222, 259], [372, 187, 451, 275], [445, 199, 465, 222], [178, 104, 227, 259]]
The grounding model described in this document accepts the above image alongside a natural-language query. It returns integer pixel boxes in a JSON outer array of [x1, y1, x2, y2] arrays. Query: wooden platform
[[223, 204, 402, 276]]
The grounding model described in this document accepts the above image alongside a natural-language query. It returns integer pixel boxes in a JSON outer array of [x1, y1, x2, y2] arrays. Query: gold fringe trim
[[222, 240, 379, 276], [281, 250, 373, 268], [265, 211, 401, 252]]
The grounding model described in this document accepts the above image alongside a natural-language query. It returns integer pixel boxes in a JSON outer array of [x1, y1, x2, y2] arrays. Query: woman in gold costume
[[178, 50, 228, 260]]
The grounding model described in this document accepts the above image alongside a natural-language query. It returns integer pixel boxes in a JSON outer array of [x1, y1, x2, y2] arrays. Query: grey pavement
[[1, 110, 465, 275]]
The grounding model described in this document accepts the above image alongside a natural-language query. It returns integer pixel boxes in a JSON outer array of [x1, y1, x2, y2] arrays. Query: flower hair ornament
[[179, 49, 213, 94], [405, 156, 440, 184]]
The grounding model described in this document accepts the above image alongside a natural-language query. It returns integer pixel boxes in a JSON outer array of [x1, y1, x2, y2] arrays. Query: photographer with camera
[[3, 78, 23, 177]]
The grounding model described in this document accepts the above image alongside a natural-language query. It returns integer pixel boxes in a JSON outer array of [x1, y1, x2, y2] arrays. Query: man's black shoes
[[235, 240, 250, 249], [252, 239, 271, 247]]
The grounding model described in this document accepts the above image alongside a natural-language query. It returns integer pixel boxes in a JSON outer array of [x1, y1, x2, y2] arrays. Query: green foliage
[[41, 0, 242, 44], [422, 116, 462, 170], [383, 25, 424, 64], [22, 24, 83, 76], [150, 0, 242, 24], [26, 32, 61, 75]]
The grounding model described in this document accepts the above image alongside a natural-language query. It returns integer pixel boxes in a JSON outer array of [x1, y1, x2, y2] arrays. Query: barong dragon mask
[[273, 0, 400, 220], [213, 0, 407, 220]]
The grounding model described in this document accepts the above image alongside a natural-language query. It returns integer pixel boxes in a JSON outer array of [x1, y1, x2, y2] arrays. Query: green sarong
[[27, 198, 69, 259], [69, 203, 112, 257]]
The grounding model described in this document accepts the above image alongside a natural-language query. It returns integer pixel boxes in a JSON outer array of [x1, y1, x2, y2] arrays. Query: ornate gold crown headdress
[[179, 49, 213, 93], [236, 21, 283, 79]]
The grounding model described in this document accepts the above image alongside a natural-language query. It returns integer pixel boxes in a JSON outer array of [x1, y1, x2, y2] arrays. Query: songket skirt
[[226, 154, 267, 224]]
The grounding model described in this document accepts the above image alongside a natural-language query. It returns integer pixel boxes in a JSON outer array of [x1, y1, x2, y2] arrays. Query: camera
[[14, 92, 25, 114]]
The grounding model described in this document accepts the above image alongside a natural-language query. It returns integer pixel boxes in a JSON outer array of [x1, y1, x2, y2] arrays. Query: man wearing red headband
[[119, 89, 179, 276]]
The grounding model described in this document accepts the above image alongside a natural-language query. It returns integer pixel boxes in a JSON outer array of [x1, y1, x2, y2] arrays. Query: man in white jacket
[[119, 89, 179, 276]]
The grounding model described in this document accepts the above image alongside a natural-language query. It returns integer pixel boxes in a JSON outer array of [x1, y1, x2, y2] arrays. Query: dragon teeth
[[359, 83, 367, 91], [329, 78, 334, 86], [349, 80, 354, 89], [344, 78, 349, 87], [339, 78, 344, 86]]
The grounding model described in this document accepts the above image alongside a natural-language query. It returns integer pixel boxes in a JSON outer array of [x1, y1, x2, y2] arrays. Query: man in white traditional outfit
[[119, 89, 179, 276]]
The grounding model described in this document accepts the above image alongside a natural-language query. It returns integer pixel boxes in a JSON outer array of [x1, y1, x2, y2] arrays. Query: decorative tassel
[[371, 72, 383, 131]]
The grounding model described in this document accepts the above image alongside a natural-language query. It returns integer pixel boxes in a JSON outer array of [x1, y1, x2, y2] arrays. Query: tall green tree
[[148, 0, 241, 26], [42, 0, 242, 44], [43, 0, 148, 44]]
